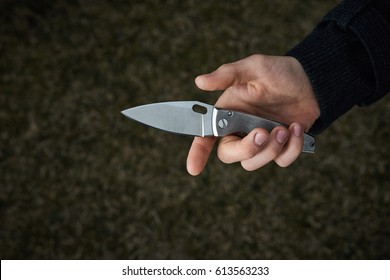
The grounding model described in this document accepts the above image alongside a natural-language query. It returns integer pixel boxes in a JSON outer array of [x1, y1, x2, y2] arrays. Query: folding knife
[[121, 101, 315, 153]]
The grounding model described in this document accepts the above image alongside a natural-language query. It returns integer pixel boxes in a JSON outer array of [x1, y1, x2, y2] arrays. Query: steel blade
[[121, 101, 215, 137]]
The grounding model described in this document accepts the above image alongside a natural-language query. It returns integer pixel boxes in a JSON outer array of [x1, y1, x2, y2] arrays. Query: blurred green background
[[1, 0, 389, 259]]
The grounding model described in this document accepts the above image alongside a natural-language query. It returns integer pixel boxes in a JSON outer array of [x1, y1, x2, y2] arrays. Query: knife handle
[[214, 109, 315, 153]]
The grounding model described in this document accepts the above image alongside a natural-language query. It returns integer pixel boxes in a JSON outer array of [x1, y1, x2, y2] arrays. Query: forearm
[[287, 0, 390, 134]]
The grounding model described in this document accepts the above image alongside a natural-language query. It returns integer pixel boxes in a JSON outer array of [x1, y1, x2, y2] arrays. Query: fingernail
[[254, 133, 268, 146], [276, 130, 288, 144], [293, 124, 302, 137]]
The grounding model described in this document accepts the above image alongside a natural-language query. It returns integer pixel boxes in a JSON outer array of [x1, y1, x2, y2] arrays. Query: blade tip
[[121, 109, 130, 116]]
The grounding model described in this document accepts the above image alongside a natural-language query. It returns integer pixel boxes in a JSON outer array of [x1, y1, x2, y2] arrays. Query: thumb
[[195, 70, 236, 91], [195, 57, 258, 91]]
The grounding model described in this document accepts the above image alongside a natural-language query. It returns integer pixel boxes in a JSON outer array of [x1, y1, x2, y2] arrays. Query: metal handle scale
[[215, 109, 315, 153]]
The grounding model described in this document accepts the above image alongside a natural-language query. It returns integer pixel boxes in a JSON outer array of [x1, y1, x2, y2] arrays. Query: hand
[[186, 54, 320, 176]]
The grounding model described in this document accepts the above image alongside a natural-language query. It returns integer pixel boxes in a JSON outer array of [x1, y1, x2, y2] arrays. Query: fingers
[[186, 123, 304, 175], [238, 127, 289, 171], [274, 123, 304, 167], [217, 129, 269, 164], [217, 123, 304, 171], [186, 136, 216, 176]]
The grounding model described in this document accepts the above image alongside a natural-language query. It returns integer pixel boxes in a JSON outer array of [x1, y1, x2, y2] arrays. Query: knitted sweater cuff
[[287, 0, 390, 134]]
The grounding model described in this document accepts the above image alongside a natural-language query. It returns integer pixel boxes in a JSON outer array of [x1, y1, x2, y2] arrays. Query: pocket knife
[[121, 101, 315, 153]]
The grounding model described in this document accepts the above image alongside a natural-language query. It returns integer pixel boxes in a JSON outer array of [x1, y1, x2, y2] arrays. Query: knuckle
[[290, 142, 303, 154], [249, 54, 265, 63], [275, 149, 301, 168], [217, 149, 231, 164], [267, 148, 280, 160], [252, 82, 268, 96], [275, 157, 291, 168], [217, 63, 233, 72], [242, 144, 260, 160], [246, 82, 258, 96], [241, 161, 256, 172]]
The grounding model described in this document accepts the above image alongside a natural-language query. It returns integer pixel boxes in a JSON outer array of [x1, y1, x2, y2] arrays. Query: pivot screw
[[218, 118, 228, 129]]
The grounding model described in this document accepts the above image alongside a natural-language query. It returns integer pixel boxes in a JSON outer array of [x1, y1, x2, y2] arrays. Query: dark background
[[1, 0, 389, 259]]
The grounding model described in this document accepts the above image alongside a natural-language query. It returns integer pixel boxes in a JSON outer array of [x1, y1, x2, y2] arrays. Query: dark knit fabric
[[287, 0, 390, 134]]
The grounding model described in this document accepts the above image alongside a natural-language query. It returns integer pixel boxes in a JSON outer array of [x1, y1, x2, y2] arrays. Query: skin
[[186, 54, 321, 176]]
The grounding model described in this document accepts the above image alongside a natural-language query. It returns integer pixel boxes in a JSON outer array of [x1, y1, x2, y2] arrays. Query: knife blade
[[121, 101, 315, 153]]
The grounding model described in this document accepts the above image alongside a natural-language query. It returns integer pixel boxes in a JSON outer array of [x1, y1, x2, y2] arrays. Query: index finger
[[186, 136, 216, 176]]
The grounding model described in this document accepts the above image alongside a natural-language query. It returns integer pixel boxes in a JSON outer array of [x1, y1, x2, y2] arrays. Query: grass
[[1, 0, 389, 259]]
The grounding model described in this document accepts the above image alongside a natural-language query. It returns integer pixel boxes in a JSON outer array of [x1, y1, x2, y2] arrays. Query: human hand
[[186, 54, 320, 176]]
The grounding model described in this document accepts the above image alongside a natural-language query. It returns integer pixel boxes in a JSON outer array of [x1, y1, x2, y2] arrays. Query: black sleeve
[[286, 0, 390, 134]]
